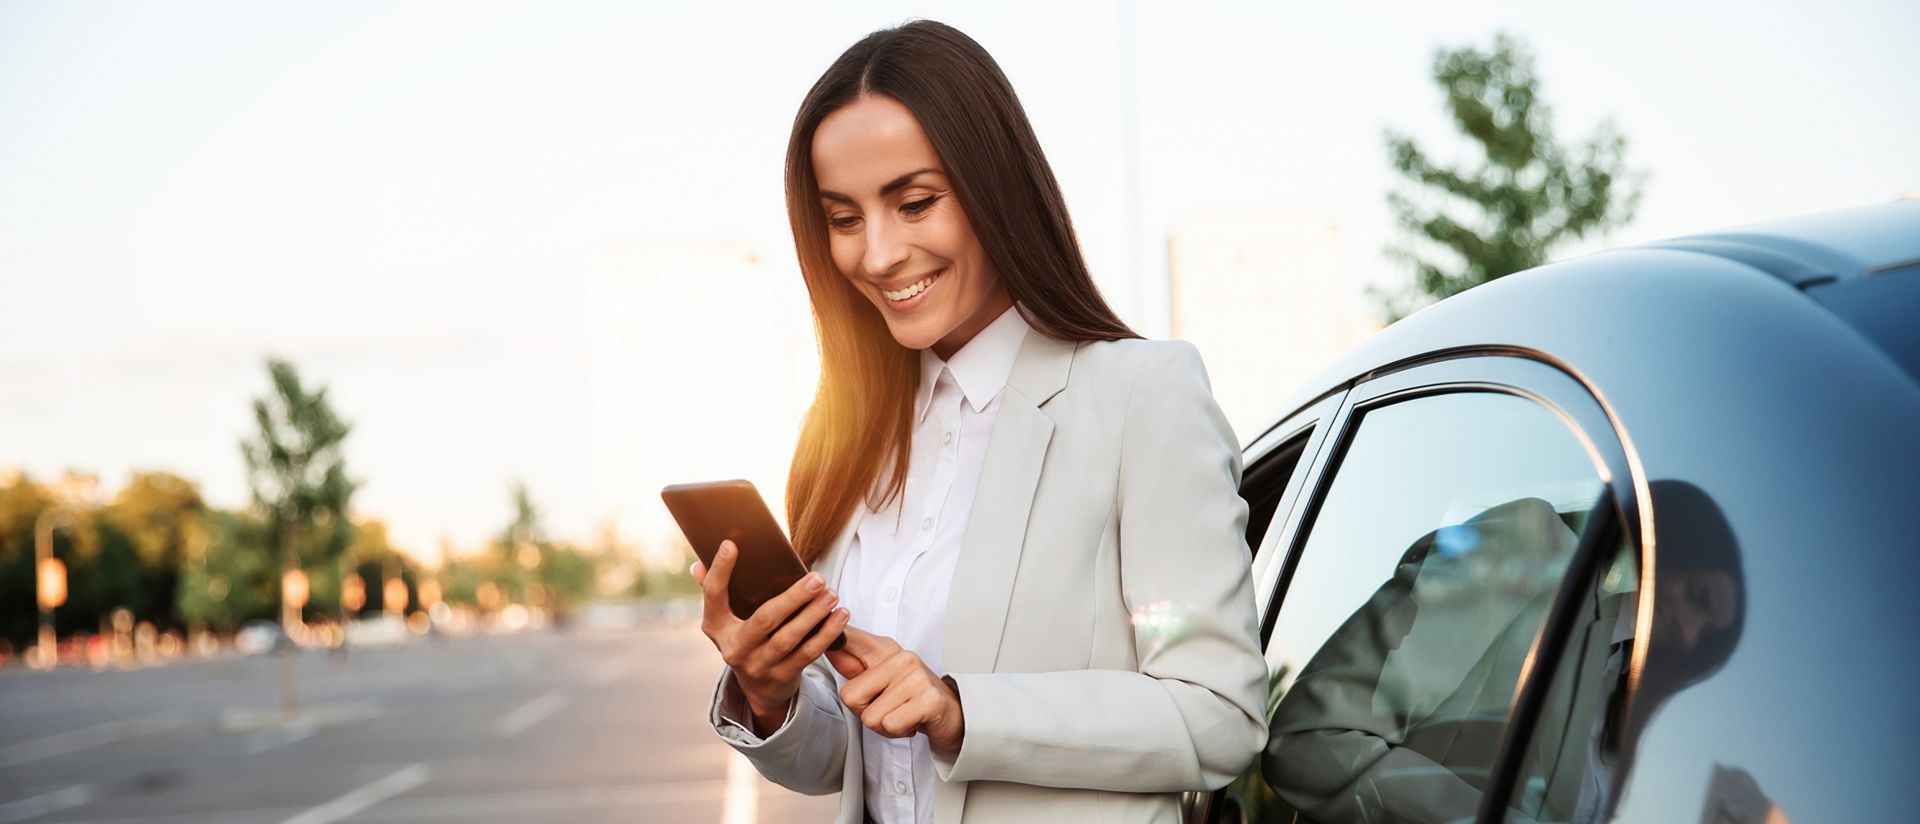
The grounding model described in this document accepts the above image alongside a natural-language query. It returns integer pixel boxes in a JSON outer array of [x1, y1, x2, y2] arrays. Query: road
[[0, 618, 837, 823]]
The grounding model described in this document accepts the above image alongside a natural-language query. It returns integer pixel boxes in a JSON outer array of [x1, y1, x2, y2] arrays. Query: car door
[[1198, 353, 1642, 824]]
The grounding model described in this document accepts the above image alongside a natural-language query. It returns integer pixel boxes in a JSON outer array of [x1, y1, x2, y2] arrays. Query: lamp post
[[33, 507, 74, 670]]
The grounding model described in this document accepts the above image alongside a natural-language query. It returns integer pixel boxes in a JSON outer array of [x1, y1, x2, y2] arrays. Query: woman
[[693, 19, 1267, 824]]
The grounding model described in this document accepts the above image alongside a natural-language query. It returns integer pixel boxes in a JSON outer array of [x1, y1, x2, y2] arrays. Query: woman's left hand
[[827, 626, 966, 753]]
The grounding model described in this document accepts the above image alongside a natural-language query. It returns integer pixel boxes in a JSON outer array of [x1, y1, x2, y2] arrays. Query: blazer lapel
[[816, 510, 860, 589], [941, 331, 1077, 676]]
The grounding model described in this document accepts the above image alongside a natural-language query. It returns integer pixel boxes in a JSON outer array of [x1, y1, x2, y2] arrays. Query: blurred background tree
[[241, 358, 357, 626], [1376, 32, 1643, 321], [175, 509, 276, 632], [97, 472, 205, 631], [489, 480, 600, 617]]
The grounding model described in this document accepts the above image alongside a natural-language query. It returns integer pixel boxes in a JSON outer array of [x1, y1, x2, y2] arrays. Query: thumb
[[826, 649, 866, 679]]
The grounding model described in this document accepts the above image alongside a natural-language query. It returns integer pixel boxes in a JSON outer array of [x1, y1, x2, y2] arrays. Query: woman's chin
[[881, 316, 946, 351]]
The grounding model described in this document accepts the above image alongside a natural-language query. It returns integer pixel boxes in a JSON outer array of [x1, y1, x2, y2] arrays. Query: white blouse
[[840, 303, 1028, 824]]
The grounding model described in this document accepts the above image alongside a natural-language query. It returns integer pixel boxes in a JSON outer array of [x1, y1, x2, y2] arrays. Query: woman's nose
[[862, 219, 909, 278]]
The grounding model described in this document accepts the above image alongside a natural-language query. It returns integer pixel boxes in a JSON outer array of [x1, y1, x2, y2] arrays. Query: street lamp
[[33, 507, 74, 670]]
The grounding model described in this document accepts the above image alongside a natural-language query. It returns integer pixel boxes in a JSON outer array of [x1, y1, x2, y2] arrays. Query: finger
[[740, 572, 829, 641], [839, 650, 920, 712], [840, 626, 902, 667], [701, 541, 738, 624], [782, 606, 852, 670], [753, 587, 840, 666], [879, 689, 943, 738], [862, 681, 921, 736], [689, 560, 707, 587], [826, 648, 866, 679]]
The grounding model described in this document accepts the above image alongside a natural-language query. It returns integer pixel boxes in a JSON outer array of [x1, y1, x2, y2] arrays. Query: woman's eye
[[901, 196, 937, 216], [827, 215, 862, 231]]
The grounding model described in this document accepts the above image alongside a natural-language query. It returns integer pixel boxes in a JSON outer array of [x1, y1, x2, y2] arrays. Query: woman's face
[[811, 94, 1012, 359]]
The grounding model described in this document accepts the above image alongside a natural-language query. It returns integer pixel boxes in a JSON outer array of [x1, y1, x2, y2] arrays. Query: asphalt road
[[0, 618, 837, 823]]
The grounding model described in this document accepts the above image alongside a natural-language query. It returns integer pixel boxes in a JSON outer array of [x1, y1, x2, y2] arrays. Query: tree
[[240, 358, 357, 627], [175, 509, 277, 633], [1376, 32, 1643, 321], [99, 472, 206, 630]]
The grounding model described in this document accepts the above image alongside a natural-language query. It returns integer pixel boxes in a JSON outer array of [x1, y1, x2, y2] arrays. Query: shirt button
[[920, 516, 933, 531], [941, 431, 953, 446], [883, 585, 898, 602], [894, 780, 909, 794]]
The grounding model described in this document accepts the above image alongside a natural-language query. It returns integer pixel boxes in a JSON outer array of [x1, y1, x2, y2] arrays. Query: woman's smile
[[881, 268, 946, 310]]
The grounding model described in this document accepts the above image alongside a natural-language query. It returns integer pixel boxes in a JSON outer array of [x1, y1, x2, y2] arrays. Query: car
[[234, 619, 296, 655], [1187, 201, 1920, 823]]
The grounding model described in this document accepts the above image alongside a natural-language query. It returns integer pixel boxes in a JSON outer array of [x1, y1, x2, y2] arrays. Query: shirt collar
[[914, 302, 1031, 423]]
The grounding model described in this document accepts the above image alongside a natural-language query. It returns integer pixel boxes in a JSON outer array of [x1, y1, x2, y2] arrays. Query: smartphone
[[660, 479, 847, 652]]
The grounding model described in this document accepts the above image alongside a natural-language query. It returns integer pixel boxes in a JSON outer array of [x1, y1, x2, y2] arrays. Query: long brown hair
[[784, 20, 1139, 564]]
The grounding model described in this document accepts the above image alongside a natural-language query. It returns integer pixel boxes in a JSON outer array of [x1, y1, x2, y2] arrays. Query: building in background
[[587, 238, 819, 568], [1169, 206, 1379, 444]]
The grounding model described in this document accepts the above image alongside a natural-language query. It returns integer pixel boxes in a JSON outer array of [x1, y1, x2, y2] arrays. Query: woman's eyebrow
[[819, 167, 944, 203]]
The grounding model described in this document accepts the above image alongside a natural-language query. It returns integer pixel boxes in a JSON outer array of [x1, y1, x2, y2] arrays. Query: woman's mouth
[[881, 268, 945, 310]]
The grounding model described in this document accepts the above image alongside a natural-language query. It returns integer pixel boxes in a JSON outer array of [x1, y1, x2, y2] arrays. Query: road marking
[[41, 779, 735, 824], [279, 762, 429, 824], [0, 712, 187, 768], [492, 689, 569, 738], [721, 750, 758, 824], [245, 717, 319, 754], [0, 785, 93, 824]]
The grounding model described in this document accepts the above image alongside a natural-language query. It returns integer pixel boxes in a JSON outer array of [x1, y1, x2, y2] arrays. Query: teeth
[[883, 272, 940, 301]]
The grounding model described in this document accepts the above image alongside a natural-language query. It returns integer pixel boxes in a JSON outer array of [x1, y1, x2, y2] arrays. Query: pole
[[33, 507, 73, 670]]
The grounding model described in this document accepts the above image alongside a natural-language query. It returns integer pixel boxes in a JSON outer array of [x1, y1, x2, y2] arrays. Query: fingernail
[[719, 541, 734, 557], [805, 573, 824, 592]]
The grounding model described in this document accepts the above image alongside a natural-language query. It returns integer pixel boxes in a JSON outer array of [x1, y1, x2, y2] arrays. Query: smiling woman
[[691, 19, 1268, 824], [812, 102, 1006, 358]]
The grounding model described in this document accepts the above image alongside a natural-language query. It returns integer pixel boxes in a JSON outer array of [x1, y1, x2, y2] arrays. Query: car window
[[1241, 430, 1312, 555], [1499, 536, 1637, 823], [1220, 390, 1606, 824]]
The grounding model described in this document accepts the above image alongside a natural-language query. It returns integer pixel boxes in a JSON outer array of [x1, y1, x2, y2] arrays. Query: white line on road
[[0, 711, 187, 768], [41, 779, 736, 824], [279, 762, 429, 824], [721, 750, 758, 824], [493, 689, 569, 738], [0, 785, 93, 824]]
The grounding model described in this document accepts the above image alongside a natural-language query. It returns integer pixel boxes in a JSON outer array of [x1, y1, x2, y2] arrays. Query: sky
[[3, 0, 1915, 562]]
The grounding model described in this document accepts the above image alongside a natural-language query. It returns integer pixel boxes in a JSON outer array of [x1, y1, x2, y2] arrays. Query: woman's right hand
[[693, 539, 850, 735]]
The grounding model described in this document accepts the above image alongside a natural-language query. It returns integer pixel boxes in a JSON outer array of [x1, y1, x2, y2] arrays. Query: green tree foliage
[[99, 472, 206, 629], [1377, 32, 1643, 320], [240, 358, 357, 623], [175, 510, 277, 632]]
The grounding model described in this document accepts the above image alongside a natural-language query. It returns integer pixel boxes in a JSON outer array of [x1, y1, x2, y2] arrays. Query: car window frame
[[1195, 349, 1647, 824], [1242, 389, 1347, 625]]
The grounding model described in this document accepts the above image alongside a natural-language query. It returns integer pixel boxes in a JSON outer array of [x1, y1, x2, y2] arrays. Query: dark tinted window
[[1241, 432, 1310, 554], [1501, 536, 1636, 822], [1228, 391, 1604, 823]]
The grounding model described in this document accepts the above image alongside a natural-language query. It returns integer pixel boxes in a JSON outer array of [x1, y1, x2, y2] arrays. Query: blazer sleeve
[[933, 341, 1269, 791], [705, 655, 848, 795]]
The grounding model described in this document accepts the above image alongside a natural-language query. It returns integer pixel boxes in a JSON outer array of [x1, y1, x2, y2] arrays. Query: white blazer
[[707, 330, 1268, 823]]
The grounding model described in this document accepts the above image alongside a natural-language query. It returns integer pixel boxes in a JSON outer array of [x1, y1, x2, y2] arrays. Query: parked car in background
[[1190, 201, 1920, 823], [234, 619, 295, 655]]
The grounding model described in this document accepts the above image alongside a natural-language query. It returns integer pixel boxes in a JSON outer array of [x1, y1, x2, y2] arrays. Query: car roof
[[1249, 199, 1920, 444], [1643, 200, 1920, 288]]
